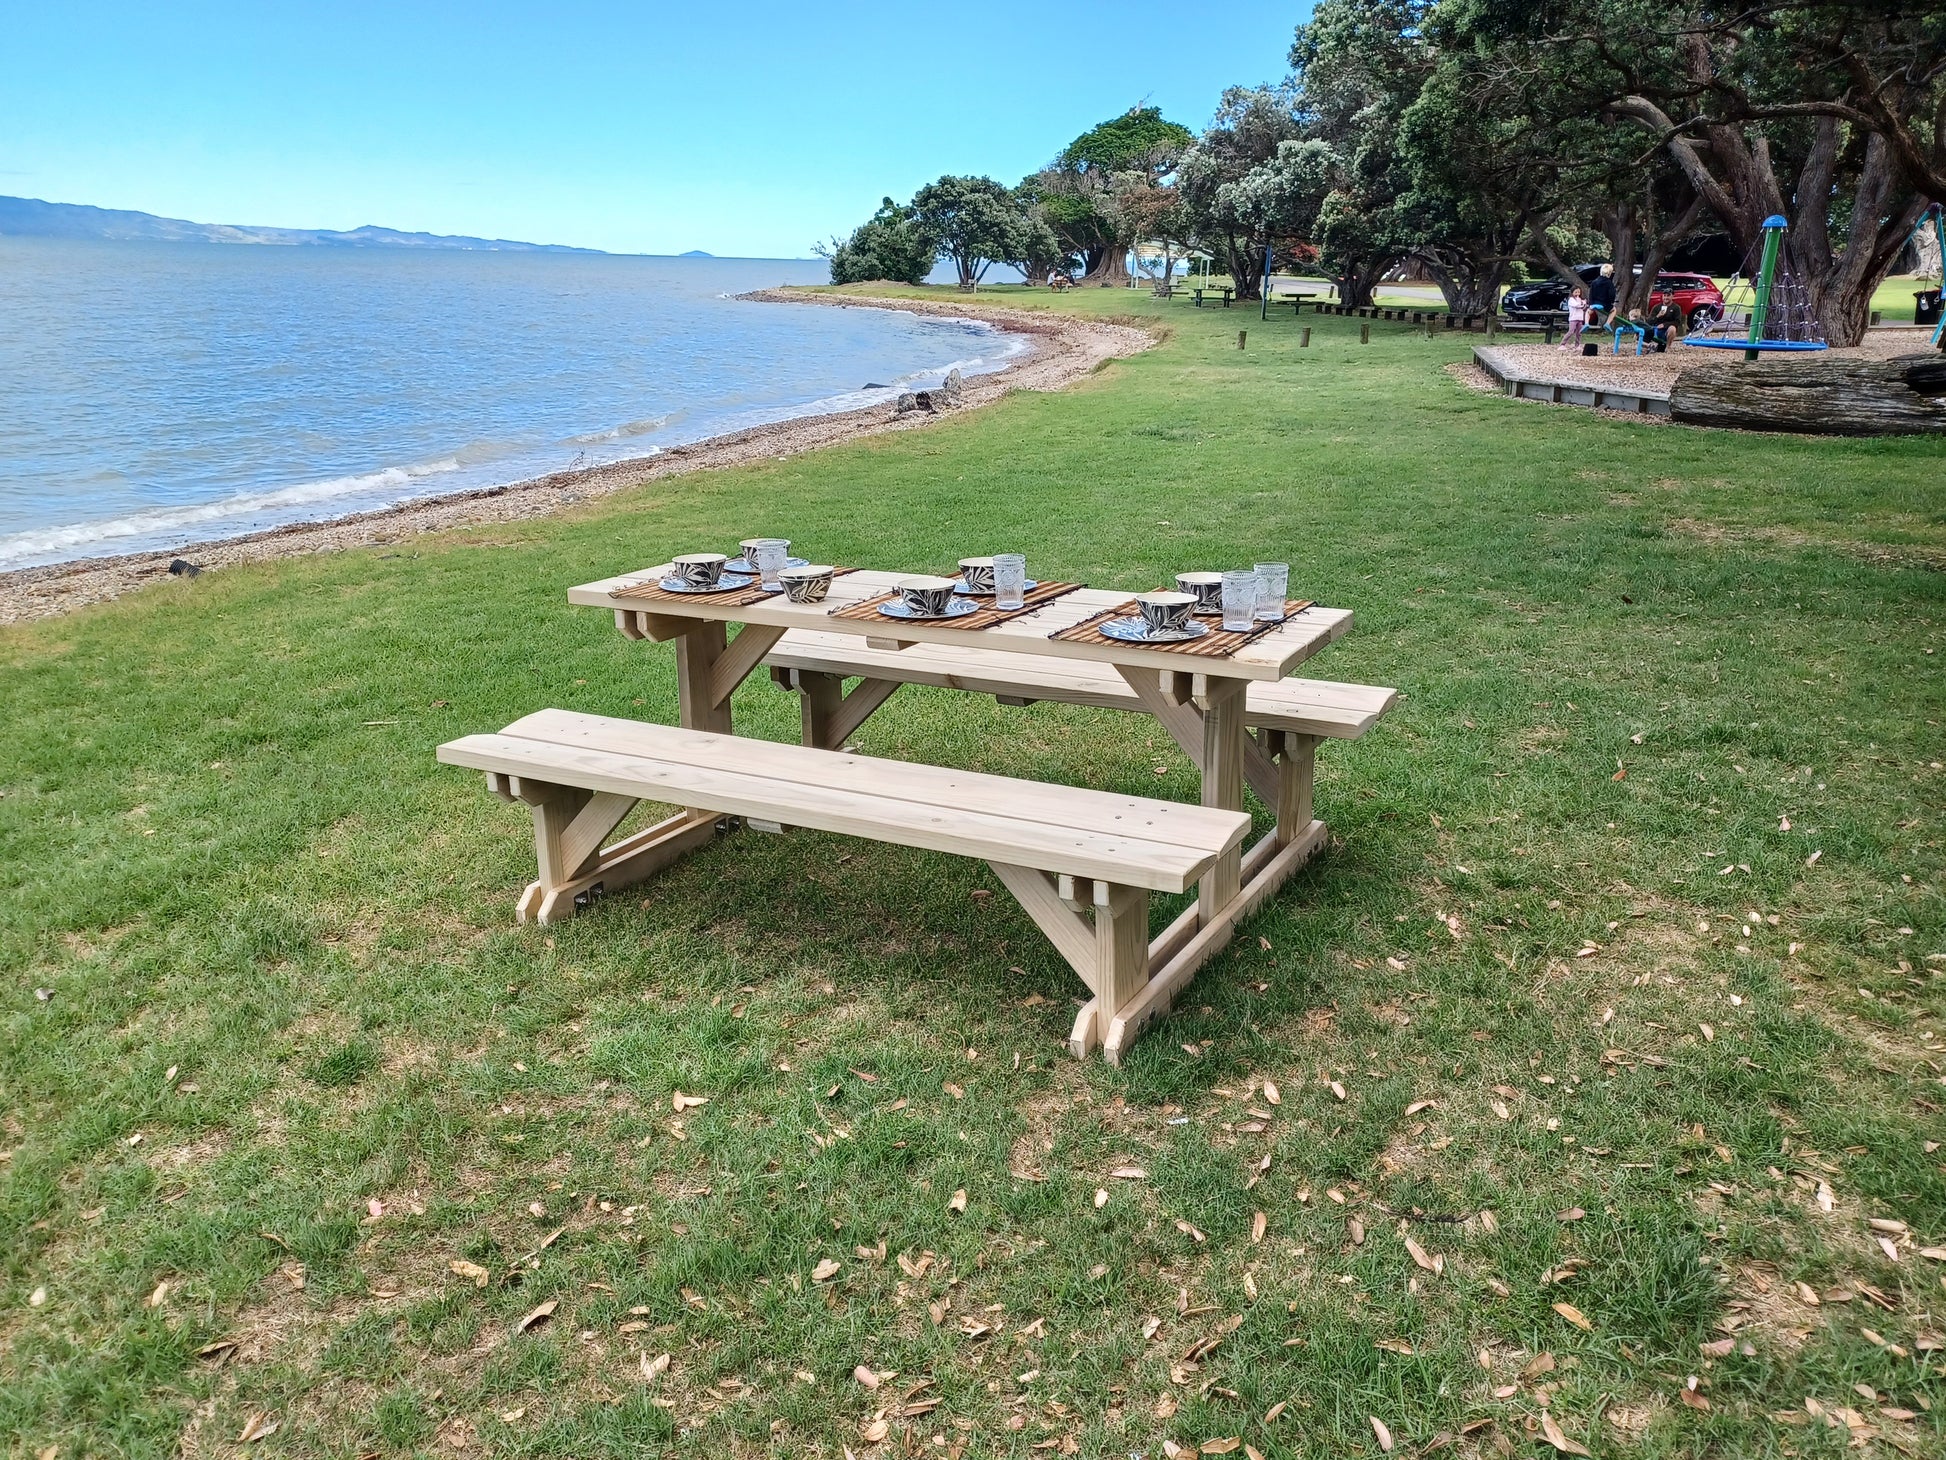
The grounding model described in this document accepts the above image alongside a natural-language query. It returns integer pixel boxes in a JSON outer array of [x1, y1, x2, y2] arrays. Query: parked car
[[1500, 265, 1600, 320], [1500, 266, 1725, 330], [1645, 271, 1724, 330]]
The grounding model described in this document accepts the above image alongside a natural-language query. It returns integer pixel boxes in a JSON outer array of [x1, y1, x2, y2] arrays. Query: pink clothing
[[1565, 295, 1587, 325]]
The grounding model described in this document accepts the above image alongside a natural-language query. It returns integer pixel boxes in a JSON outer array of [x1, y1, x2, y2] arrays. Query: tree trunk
[[1670, 353, 1946, 435], [1083, 239, 1132, 287]]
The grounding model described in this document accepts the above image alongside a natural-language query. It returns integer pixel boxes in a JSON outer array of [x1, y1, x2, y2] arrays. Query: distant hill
[[0, 195, 603, 253], [679, 249, 714, 257]]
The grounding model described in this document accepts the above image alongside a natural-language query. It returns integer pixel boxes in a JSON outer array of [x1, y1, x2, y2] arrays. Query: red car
[[1646, 272, 1724, 330]]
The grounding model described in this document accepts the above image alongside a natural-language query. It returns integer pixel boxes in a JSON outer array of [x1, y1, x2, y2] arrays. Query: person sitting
[[1587, 264, 1616, 328], [1644, 300, 1683, 351]]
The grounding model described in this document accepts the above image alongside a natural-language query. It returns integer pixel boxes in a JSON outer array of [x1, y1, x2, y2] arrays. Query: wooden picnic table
[[1191, 287, 1235, 308], [568, 566, 1355, 1060]]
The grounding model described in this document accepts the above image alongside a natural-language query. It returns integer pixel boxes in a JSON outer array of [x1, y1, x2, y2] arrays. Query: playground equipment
[[1909, 203, 1944, 347], [1683, 215, 1827, 360]]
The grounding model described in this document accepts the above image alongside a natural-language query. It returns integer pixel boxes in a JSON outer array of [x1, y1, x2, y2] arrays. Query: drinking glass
[[752, 538, 790, 589], [1253, 562, 1289, 622], [1220, 570, 1258, 630], [993, 553, 1027, 609]]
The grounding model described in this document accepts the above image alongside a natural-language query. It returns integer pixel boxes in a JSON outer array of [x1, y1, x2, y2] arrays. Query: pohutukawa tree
[[1450, 0, 1946, 343], [909, 175, 1023, 291], [1033, 107, 1194, 286], [1177, 87, 1309, 302]]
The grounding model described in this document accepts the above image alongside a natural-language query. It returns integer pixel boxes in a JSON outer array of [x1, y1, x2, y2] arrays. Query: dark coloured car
[[1500, 265, 1601, 320]]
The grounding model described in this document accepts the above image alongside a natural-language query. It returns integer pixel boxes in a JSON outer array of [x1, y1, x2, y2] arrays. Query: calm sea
[[0, 238, 1023, 570]]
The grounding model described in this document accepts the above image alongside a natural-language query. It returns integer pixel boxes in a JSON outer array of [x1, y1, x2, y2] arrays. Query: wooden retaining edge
[[1471, 346, 1673, 417]]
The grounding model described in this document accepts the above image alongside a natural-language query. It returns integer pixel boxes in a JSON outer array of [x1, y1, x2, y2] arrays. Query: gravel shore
[[0, 291, 1153, 626]]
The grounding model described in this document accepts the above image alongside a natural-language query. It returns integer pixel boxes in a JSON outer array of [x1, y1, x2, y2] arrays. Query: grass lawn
[[2, 286, 1943, 1459]]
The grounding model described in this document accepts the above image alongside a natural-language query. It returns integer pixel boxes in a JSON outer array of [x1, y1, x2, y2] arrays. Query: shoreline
[[0, 291, 1154, 625]]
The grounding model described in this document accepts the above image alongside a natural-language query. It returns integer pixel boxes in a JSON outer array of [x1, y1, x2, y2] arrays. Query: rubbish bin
[[1917, 289, 1943, 326]]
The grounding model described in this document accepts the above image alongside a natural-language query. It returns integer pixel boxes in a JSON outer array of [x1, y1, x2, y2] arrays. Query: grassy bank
[[2, 285, 1942, 1458]]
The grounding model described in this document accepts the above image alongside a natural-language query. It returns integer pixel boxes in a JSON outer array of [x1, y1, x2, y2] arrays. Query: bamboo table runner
[[1049, 598, 1315, 658], [827, 580, 1085, 632]]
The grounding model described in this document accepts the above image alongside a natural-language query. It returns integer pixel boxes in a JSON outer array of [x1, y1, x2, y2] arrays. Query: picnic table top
[[571, 565, 1351, 682]]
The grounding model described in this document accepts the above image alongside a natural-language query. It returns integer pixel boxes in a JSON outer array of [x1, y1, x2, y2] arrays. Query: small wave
[[565, 413, 681, 445], [0, 457, 466, 568]]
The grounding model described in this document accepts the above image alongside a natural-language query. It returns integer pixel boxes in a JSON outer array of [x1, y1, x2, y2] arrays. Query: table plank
[[570, 567, 1351, 682]]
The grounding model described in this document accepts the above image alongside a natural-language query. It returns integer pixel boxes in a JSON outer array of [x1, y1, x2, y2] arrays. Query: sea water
[[0, 238, 1024, 570]]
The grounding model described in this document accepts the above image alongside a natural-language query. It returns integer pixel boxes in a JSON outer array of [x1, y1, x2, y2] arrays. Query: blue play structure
[[1682, 216, 1827, 360]]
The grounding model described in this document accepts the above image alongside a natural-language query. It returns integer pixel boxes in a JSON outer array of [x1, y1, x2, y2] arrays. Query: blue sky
[[2, 2, 1312, 258]]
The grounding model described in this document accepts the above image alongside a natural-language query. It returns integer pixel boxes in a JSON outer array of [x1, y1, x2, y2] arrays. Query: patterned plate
[[656, 571, 757, 594], [877, 597, 982, 621], [726, 556, 809, 574], [1098, 616, 1211, 644]]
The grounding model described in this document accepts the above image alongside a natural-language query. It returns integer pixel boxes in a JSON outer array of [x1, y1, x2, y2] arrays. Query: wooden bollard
[[1300, 326, 1311, 348], [1237, 330, 1247, 350], [1424, 321, 1433, 340], [1360, 322, 1370, 344], [1486, 316, 1498, 339]]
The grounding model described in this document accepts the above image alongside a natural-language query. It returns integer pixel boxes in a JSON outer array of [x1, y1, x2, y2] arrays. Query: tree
[[1178, 87, 1309, 301], [1446, 0, 1945, 343], [1000, 183, 1068, 284], [816, 197, 934, 286], [1034, 107, 1194, 285], [910, 175, 1021, 291]]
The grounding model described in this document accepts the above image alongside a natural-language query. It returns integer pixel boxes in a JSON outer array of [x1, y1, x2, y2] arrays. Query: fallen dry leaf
[[862, 1418, 889, 1442], [1329, 1081, 1347, 1101], [1370, 1416, 1395, 1452], [1174, 1219, 1207, 1244], [1403, 1099, 1436, 1117], [943, 1081, 965, 1099], [1094, 1188, 1109, 1208], [1251, 1211, 1267, 1243], [450, 1259, 490, 1288], [853, 1364, 880, 1389], [1552, 1301, 1592, 1332], [948, 1189, 968, 1215], [236, 1413, 280, 1444], [145, 1281, 169, 1309], [1404, 1236, 1439, 1273], [1262, 1081, 1281, 1105], [1539, 1411, 1591, 1455], [642, 1352, 671, 1381], [1200, 1440, 1240, 1455], [812, 1258, 842, 1283], [1109, 1166, 1147, 1180], [671, 1091, 709, 1112], [516, 1299, 557, 1333]]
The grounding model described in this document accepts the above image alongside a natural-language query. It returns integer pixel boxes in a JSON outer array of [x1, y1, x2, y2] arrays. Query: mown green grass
[[2, 285, 1942, 1459]]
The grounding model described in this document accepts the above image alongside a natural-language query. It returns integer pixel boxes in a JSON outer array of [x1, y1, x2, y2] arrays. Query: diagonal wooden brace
[[774, 669, 903, 749], [502, 771, 724, 925], [989, 863, 1149, 1060]]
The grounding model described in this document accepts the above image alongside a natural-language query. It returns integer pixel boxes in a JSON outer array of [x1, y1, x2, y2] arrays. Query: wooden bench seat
[[439, 710, 1251, 1062], [762, 629, 1395, 851]]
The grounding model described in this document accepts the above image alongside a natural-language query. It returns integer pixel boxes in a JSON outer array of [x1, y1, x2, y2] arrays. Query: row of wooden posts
[[1236, 302, 1539, 350]]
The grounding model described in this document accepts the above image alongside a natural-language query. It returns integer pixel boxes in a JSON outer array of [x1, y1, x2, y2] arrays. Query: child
[[1561, 284, 1588, 351]]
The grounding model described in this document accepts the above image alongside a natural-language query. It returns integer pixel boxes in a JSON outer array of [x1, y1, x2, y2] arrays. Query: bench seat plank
[[765, 629, 1395, 739], [439, 713, 1247, 894]]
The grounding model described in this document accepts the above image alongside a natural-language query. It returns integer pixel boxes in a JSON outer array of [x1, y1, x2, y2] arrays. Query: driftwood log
[[1670, 352, 1946, 435]]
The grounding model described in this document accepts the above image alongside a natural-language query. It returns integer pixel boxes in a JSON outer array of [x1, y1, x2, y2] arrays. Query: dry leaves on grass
[[236, 1413, 280, 1443], [1539, 1412, 1591, 1456], [812, 1258, 842, 1283], [1404, 1236, 1442, 1274], [948, 1189, 968, 1215], [1109, 1165, 1147, 1180], [516, 1299, 557, 1333], [1552, 1302, 1593, 1332], [1370, 1416, 1395, 1452], [450, 1259, 490, 1287], [671, 1091, 709, 1112]]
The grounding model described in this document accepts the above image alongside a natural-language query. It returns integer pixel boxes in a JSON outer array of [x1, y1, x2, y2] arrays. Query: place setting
[[611, 536, 850, 606], [1054, 562, 1311, 655], [828, 553, 1085, 630]]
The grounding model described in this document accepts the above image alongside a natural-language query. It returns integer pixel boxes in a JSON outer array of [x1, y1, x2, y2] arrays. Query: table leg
[[674, 620, 731, 733], [1195, 677, 1247, 927]]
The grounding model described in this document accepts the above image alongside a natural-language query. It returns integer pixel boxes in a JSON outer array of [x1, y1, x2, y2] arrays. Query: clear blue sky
[[2, 2, 1313, 258]]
